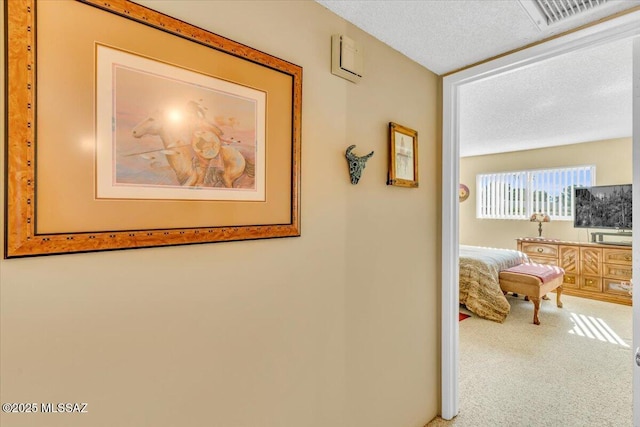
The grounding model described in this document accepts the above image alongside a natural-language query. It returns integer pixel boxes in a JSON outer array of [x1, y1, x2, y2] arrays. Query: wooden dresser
[[516, 238, 632, 305]]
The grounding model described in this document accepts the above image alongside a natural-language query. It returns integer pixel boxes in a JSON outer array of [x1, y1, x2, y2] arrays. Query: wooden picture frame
[[4, 0, 302, 258], [387, 122, 418, 187]]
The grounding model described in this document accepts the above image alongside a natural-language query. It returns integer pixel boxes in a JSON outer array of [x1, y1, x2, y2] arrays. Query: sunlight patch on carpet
[[568, 312, 629, 347]]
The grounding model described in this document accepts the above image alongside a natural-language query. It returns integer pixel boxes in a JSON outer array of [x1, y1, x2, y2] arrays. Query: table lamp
[[530, 213, 550, 237]]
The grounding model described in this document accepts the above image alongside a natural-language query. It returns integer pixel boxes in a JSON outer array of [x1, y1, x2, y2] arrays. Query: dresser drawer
[[521, 242, 558, 258], [603, 263, 632, 280], [604, 278, 633, 297], [603, 248, 632, 266], [580, 275, 603, 292], [528, 256, 558, 266], [562, 273, 579, 289]]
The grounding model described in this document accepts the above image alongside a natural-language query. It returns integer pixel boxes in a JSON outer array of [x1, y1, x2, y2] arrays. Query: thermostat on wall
[[331, 34, 363, 83]]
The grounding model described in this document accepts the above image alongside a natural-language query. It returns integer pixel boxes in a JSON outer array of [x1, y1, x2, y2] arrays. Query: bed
[[459, 245, 529, 322]]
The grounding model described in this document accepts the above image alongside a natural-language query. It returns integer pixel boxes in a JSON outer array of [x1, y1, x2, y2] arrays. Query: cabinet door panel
[[559, 245, 579, 273], [580, 247, 602, 275]]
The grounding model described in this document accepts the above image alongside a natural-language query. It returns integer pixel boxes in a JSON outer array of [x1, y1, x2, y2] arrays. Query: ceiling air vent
[[519, 0, 611, 30]]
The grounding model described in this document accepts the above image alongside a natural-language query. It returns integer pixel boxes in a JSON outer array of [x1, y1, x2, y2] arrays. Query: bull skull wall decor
[[345, 145, 374, 185]]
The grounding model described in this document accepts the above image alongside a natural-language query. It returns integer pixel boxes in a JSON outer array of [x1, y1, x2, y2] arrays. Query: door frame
[[441, 10, 640, 421], [632, 36, 640, 427]]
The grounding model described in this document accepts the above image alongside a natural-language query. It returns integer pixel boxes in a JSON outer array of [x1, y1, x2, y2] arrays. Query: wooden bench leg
[[530, 297, 541, 325], [556, 285, 563, 308]]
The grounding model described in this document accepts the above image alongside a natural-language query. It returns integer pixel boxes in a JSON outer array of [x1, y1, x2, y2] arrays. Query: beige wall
[[460, 138, 632, 249], [0, 2, 441, 427]]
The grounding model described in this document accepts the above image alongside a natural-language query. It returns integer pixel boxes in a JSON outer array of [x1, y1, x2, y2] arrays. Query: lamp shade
[[530, 213, 550, 223]]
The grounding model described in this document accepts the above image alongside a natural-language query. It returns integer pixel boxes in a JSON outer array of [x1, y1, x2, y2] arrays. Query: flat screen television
[[574, 184, 632, 230]]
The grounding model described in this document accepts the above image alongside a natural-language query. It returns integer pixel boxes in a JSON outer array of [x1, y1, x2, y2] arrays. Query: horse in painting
[[131, 101, 253, 188]]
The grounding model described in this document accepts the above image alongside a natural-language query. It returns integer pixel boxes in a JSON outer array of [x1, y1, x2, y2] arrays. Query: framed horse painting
[[95, 45, 266, 202], [4, 0, 302, 257]]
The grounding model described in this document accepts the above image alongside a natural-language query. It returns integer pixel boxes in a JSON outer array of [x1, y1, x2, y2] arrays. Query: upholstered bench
[[498, 263, 564, 325]]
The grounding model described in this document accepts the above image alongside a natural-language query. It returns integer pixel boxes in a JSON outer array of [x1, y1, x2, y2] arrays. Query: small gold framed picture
[[387, 122, 418, 187]]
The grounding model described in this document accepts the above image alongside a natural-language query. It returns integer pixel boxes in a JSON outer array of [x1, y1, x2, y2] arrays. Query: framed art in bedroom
[[4, 0, 302, 258], [387, 122, 419, 188]]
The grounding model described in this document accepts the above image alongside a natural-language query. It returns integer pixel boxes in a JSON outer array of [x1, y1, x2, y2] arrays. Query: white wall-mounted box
[[331, 34, 363, 83]]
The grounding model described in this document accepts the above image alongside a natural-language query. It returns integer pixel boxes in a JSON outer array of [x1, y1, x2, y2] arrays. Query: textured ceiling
[[315, 0, 639, 156], [315, 0, 639, 74], [460, 37, 633, 157]]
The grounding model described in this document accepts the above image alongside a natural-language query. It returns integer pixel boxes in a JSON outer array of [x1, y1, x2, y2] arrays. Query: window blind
[[476, 165, 595, 220]]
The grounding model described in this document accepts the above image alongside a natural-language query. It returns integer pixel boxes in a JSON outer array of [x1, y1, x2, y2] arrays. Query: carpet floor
[[428, 293, 632, 427]]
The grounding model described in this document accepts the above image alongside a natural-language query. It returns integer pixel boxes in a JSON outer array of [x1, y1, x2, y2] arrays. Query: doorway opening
[[441, 10, 640, 423]]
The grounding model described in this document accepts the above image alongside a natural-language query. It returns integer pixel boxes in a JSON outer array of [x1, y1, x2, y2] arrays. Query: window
[[476, 165, 595, 220]]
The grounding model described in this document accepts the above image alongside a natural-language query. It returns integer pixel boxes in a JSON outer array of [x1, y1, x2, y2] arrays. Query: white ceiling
[[315, 0, 639, 157], [460, 37, 633, 156]]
